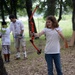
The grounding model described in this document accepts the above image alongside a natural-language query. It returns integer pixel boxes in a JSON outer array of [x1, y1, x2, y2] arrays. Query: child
[[9, 14, 27, 60], [32, 15, 68, 75], [0, 22, 11, 63]]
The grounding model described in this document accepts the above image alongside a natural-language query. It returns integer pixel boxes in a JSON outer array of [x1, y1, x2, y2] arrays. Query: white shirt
[[43, 27, 62, 54], [2, 27, 11, 45], [10, 20, 24, 37]]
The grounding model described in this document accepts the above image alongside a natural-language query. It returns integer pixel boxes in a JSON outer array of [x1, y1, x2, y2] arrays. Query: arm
[[20, 21, 24, 36], [55, 29, 65, 40], [34, 31, 44, 37], [20, 30, 24, 36], [55, 29, 68, 48]]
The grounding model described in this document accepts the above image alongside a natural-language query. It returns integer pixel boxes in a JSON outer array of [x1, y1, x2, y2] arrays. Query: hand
[[30, 31, 35, 37], [17, 34, 23, 39]]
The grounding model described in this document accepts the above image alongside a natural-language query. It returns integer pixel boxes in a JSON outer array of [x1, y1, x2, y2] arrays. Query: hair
[[9, 14, 15, 19], [46, 15, 59, 28]]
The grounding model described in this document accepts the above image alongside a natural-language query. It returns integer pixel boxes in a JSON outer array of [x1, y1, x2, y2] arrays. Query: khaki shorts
[[14, 37, 26, 48]]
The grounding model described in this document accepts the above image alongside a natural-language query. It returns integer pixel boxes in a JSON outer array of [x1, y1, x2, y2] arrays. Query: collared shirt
[[10, 20, 24, 37]]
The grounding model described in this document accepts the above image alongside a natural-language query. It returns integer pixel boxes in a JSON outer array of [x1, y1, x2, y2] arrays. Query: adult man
[[9, 14, 27, 60]]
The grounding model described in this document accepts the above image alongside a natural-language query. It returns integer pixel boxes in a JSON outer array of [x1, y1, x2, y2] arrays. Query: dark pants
[[45, 54, 63, 75]]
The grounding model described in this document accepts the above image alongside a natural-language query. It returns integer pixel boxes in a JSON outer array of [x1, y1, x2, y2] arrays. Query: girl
[[33, 15, 68, 75]]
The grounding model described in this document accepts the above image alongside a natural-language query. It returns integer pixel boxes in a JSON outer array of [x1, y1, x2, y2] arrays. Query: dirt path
[[4, 46, 75, 75]]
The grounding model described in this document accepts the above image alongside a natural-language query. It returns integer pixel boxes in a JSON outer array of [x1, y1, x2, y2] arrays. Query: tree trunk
[[58, 0, 63, 22], [3, 0, 10, 14], [26, 0, 37, 37], [69, 0, 75, 46], [0, 51, 8, 75], [45, 0, 56, 17], [69, 31, 75, 46], [0, 0, 5, 22], [13, 0, 17, 18]]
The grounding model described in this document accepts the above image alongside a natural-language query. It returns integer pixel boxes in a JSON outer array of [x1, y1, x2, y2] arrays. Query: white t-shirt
[[42, 27, 62, 54], [2, 27, 11, 45], [10, 20, 24, 37]]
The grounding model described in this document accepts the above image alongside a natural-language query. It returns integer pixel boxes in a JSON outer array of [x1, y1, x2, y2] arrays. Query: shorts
[[2, 45, 10, 54], [14, 37, 26, 48]]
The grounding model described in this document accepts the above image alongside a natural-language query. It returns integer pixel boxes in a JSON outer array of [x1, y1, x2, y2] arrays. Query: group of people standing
[[0, 14, 27, 63], [0, 14, 68, 75]]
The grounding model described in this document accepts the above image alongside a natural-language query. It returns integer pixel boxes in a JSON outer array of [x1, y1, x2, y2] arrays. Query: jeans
[[45, 54, 63, 75]]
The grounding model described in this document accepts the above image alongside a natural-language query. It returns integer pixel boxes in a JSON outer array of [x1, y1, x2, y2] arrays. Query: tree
[[26, 0, 37, 36], [0, 0, 5, 22], [69, 0, 75, 46], [58, 0, 63, 22], [33, 0, 64, 20], [0, 51, 8, 75]]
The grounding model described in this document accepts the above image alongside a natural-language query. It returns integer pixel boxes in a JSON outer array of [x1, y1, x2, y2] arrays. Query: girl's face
[[46, 20, 53, 28]]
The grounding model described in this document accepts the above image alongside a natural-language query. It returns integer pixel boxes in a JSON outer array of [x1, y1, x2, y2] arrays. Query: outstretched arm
[[34, 31, 44, 37]]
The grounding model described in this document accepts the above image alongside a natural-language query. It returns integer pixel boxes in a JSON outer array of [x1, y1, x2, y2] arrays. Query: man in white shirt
[[9, 14, 27, 60]]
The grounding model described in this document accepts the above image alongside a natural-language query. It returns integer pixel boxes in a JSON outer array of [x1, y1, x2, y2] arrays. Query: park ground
[[4, 38, 75, 75]]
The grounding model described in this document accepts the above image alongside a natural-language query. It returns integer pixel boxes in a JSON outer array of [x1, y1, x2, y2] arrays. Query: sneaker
[[15, 52, 20, 60], [23, 51, 27, 58]]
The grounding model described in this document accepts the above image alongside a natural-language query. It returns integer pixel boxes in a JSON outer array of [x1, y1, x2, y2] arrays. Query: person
[[9, 14, 27, 60], [0, 22, 11, 63], [32, 15, 68, 75]]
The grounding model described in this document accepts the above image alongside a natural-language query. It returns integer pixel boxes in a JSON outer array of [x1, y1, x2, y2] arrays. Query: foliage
[[0, 0, 73, 18], [31, 0, 73, 18], [65, 0, 73, 8]]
